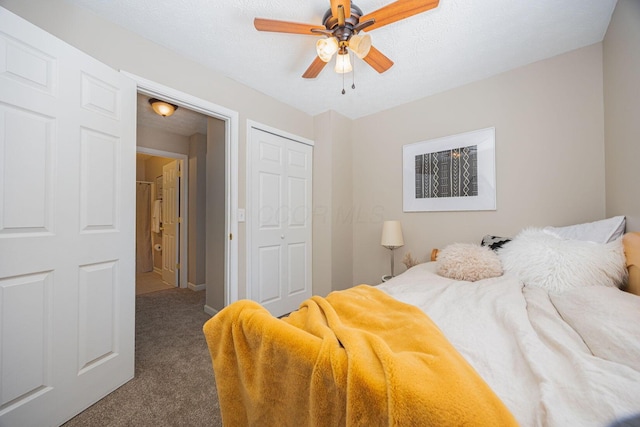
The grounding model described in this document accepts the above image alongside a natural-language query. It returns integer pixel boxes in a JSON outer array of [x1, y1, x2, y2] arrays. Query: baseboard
[[204, 305, 218, 316], [188, 282, 205, 291]]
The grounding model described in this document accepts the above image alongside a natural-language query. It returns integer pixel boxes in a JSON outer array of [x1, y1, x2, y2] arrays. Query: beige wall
[[312, 111, 353, 296], [136, 157, 146, 181], [312, 112, 334, 297], [329, 113, 354, 291], [206, 118, 227, 310], [603, 0, 640, 232], [351, 44, 607, 286], [188, 133, 207, 287], [137, 125, 190, 155]]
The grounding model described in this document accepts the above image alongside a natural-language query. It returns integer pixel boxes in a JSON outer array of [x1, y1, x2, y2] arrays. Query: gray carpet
[[63, 288, 222, 426]]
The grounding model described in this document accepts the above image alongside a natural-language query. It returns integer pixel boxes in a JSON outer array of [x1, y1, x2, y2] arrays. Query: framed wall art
[[403, 127, 496, 212]]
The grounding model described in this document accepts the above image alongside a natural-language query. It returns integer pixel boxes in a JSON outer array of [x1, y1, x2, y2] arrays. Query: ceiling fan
[[254, 0, 440, 79]]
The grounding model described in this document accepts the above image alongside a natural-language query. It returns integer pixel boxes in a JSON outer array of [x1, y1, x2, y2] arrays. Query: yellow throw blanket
[[203, 285, 517, 426]]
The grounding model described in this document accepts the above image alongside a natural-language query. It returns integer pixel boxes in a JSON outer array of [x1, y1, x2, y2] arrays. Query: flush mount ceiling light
[[149, 98, 178, 117]]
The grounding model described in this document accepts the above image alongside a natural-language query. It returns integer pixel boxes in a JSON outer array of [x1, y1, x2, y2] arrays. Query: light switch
[[238, 208, 245, 222]]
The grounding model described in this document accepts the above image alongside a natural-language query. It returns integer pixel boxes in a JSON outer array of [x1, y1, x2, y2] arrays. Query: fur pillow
[[498, 228, 627, 293], [436, 243, 503, 282]]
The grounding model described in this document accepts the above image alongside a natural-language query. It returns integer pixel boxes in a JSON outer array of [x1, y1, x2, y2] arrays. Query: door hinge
[[176, 263, 181, 270], [177, 170, 182, 177], [178, 217, 182, 223], [229, 233, 233, 240]]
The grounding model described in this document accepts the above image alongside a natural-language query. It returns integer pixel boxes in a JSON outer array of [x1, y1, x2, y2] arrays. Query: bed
[[203, 218, 640, 426]]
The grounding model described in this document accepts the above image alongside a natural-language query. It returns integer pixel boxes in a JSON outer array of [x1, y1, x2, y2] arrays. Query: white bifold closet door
[[0, 8, 136, 426], [249, 127, 313, 318]]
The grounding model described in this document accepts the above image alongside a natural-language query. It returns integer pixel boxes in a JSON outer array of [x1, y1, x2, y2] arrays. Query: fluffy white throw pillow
[[436, 243, 503, 282], [498, 228, 627, 293]]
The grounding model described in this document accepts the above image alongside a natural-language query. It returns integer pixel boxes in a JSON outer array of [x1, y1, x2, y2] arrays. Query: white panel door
[[162, 160, 179, 287], [250, 128, 312, 317], [0, 8, 136, 426]]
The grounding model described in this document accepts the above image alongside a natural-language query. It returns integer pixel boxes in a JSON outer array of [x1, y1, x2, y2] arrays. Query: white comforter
[[378, 263, 640, 427]]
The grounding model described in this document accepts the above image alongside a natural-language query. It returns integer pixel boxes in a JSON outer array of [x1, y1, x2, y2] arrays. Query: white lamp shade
[[334, 51, 353, 73], [349, 33, 372, 59], [381, 220, 404, 248], [316, 37, 339, 62]]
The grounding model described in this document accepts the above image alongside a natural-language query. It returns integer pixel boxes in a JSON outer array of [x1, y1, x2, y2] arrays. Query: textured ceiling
[[137, 93, 207, 137], [65, 0, 617, 120]]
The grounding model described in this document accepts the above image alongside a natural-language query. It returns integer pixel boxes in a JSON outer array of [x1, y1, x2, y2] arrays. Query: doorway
[[135, 95, 202, 293], [125, 72, 240, 313], [136, 153, 183, 295]]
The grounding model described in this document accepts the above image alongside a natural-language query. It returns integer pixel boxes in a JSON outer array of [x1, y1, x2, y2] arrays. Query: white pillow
[[544, 216, 625, 243], [436, 243, 503, 282], [498, 228, 627, 293]]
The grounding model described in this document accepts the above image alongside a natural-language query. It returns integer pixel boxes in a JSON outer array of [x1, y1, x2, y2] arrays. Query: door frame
[[245, 120, 314, 303], [137, 148, 188, 288], [124, 72, 239, 307]]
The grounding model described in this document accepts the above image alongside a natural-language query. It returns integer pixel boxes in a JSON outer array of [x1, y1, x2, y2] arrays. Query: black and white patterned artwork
[[403, 127, 496, 212], [414, 145, 478, 199]]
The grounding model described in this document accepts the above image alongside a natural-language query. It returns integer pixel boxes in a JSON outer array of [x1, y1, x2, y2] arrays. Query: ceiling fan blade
[[330, 0, 351, 21], [254, 18, 325, 35], [302, 56, 328, 78], [362, 46, 394, 73], [360, 0, 439, 32]]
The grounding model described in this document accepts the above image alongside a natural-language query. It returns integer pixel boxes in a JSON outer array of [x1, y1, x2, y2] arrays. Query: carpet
[[63, 288, 222, 426]]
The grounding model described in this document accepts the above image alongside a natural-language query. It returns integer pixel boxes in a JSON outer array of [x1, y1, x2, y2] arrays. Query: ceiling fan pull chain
[[351, 50, 356, 90], [342, 70, 346, 95]]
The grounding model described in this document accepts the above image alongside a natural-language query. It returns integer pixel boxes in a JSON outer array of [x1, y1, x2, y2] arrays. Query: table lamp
[[381, 220, 404, 281]]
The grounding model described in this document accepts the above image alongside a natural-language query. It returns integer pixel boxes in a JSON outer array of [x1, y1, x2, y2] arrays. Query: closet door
[[0, 8, 136, 426], [249, 127, 313, 317]]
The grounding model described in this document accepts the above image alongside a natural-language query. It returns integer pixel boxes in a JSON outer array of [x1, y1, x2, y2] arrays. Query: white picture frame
[[403, 127, 496, 212]]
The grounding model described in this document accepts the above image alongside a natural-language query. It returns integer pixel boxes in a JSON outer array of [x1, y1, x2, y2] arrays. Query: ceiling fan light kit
[[317, 32, 371, 66], [254, 0, 440, 83], [334, 50, 353, 73], [316, 37, 339, 62], [349, 33, 372, 59]]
